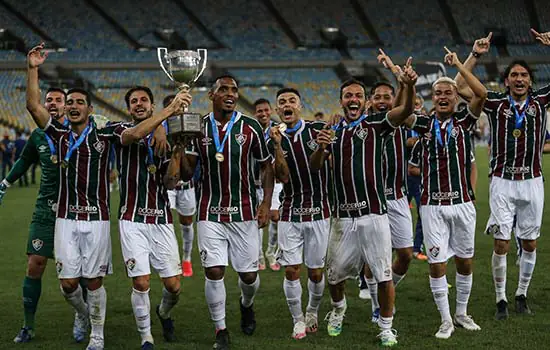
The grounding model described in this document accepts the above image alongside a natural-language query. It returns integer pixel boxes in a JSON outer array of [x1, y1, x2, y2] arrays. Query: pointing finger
[[530, 28, 541, 37], [486, 32, 493, 41], [444, 46, 452, 54]]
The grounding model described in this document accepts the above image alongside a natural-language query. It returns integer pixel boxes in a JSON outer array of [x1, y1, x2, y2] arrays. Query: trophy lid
[[166, 50, 200, 60]]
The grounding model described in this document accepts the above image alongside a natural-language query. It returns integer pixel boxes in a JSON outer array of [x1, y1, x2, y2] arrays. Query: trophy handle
[[195, 49, 208, 83], [157, 47, 174, 82]]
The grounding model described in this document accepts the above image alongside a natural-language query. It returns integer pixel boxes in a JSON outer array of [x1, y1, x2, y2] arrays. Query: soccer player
[[0, 87, 86, 343], [410, 48, 486, 339], [269, 88, 330, 339], [253, 98, 281, 271], [455, 29, 550, 319], [163, 94, 197, 278], [114, 86, 191, 349], [311, 61, 418, 346], [25, 43, 191, 350], [1, 133, 15, 178], [13, 131, 29, 187], [177, 75, 274, 350]]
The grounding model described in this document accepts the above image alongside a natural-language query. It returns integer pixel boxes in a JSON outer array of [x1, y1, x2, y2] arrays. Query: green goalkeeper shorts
[[27, 209, 56, 259]]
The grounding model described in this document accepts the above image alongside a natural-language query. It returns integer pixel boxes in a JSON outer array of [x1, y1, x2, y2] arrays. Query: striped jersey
[[186, 111, 271, 222], [484, 85, 550, 180], [44, 118, 126, 221], [113, 123, 173, 225], [410, 109, 476, 206], [268, 121, 331, 222], [328, 112, 394, 218], [382, 126, 408, 200], [253, 121, 276, 186]]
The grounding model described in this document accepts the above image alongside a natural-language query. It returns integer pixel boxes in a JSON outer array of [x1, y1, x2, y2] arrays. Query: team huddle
[[0, 29, 549, 350]]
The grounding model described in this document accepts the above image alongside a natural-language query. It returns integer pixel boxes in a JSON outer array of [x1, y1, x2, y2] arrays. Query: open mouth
[[514, 83, 526, 90], [348, 103, 360, 114], [438, 101, 450, 107], [48, 107, 58, 116], [69, 110, 80, 117], [223, 98, 235, 107], [377, 104, 389, 112], [134, 107, 146, 116]]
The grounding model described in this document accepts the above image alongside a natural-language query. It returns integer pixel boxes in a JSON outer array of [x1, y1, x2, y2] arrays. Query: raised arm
[[445, 47, 487, 117], [163, 144, 184, 190], [26, 43, 51, 129], [454, 33, 492, 102], [387, 58, 417, 126], [269, 127, 289, 183]]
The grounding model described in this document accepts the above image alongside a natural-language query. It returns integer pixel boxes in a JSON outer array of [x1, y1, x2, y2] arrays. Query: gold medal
[[215, 152, 225, 162], [329, 129, 336, 140], [147, 164, 157, 174], [278, 123, 287, 132], [50, 155, 58, 164], [512, 129, 521, 138], [60, 160, 68, 168]]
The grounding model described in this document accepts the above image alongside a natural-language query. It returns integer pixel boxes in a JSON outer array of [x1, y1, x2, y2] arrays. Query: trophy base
[[166, 112, 203, 138]]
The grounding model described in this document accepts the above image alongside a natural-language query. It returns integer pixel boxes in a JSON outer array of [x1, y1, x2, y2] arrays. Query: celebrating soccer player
[[25, 43, 191, 350], [311, 60, 418, 347], [455, 29, 550, 319], [176, 75, 273, 350], [410, 48, 486, 339], [269, 88, 330, 339]]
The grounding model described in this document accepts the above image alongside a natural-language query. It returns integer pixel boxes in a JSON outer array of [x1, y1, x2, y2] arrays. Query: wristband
[[471, 51, 482, 58], [1, 179, 11, 188]]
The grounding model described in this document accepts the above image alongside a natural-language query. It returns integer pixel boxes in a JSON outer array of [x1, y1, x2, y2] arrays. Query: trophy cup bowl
[[158, 48, 208, 139]]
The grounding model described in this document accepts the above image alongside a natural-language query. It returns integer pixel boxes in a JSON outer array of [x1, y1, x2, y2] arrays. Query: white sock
[[239, 275, 260, 308], [377, 315, 393, 331], [455, 273, 473, 316], [306, 276, 325, 314], [429, 276, 451, 323], [268, 221, 278, 249], [516, 249, 536, 297], [331, 296, 347, 314], [205, 278, 226, 330], [392, 272, 405, 288], [181, 224, 194, 262], [131, 288, 153, 344], [366, 277, 379, 311], [492, 252, 508, 302], [61, 284, 88, 316], [88, 286, 107, 339], [283, 278, 304, 323], [159, 287, 179, 319]]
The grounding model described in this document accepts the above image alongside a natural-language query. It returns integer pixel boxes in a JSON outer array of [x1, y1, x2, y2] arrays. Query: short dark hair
[[162, 94, 176, 108], [339, 79, 367, 99], [211, 74, 239, 91], [45, 87, 66, 99], [66, 88, 92, 106], [253, 98, 271, 107], [276, 87, 301, 99], [314, 111, 324, 118], [369, 81, 395, 97], [125, 86, 154, 109], [503, 59, 535, 84]]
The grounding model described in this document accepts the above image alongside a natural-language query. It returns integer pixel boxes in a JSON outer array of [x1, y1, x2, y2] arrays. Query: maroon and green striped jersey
[[113, 124, 173, 225], [186, 111, 271, 222], [253, 121, 277, 186], [411, 109, 476, 206], [268, 121, 331, 222], [484, 85, 550, 180], [328, 112, 395, 218], [44, 118, 126, 221], [382, 126, 408, 200]]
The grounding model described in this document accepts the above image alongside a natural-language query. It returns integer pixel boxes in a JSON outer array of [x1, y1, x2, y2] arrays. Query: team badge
[[93, 140, 105, 153], [486, 224, 501, 236], [355, 127, 369, 140], [56, 261, 63, 274], [200, 249, 208, 263], [384, 269, 391, 277], [306, 139, 319, 151], [32, 239, 43, 251], [99, 264, 108, 273], [235, 133, 247, 146], [527, 104, 536, 116], [126, 258, 136, 271], [429, 246, 440, 258], [451, 127, 459, 138]]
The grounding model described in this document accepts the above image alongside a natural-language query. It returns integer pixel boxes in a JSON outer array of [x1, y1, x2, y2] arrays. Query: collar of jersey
[[212, 111, 242, 131], [282, 119, 306, 142]]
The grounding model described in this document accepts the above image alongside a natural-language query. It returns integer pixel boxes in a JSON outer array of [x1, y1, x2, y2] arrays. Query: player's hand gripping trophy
[[157, 47, 207, 144]]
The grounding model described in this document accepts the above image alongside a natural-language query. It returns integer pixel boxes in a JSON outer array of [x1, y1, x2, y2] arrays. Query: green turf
[[0, 146, 548, 349]]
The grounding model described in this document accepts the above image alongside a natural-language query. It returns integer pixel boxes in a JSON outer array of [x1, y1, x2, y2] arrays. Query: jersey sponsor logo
[[69, 205, 99, 214], [235, 133, 247, 146], [126, 258, 136, 271], [137, 207, 165, 217], [292, 207, 321, 216], [355, 127, 369, 140], [306, 139, 319, 151], [384, 188, 393, 196], [201, 137, 212, 146], [339, 201, 368, 211], [32, 239, 43, 251], [38, 145, 48, 153], [431, 191, 460, 200], [209, 206, 239, 215], [93, 140, 106, 153], [504, 166, 530, 174]]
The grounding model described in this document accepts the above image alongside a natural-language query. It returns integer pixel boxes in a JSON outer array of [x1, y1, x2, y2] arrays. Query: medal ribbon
[[210, 111, 238, 156], [332, 114, 367, 131], [508, 95, 530, 130], [146, 132, 155, 167], [45, 119, 70, 158], [284, 120, 303, 133], [433, 117, 453, 148], [64, 124, 91, 163], [264, 121, 272, 140]]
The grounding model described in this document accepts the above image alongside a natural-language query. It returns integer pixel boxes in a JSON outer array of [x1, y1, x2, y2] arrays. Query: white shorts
[[277, 219, 330, 268], [256, 184, 283, 211], [168, 190, 176, 210], [174, 188, 196, 216], [486, 176, 543, 241], [119, 220, 182, 278], [54, 219, 112, 279], [326, 214, 392, 285], [420, 202, 476, 264], [387, 197, 413, 249], [197, 220, 259, 273]]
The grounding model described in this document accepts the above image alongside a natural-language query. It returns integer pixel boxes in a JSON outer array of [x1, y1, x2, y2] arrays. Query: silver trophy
[[158, 48, 207, 138]]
